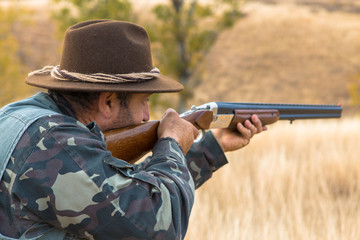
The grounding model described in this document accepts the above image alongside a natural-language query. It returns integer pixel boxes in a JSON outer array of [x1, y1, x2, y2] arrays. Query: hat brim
[[25, 73, 184, 93]]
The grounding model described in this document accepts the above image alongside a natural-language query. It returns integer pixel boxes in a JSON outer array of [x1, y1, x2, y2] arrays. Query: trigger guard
[[194, 130, 206, 143]]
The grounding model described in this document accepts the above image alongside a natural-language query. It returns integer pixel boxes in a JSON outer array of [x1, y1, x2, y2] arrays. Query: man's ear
[[97, 92, 117, 119]]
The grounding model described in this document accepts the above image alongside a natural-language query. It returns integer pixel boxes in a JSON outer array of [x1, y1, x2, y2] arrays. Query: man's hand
[[158, 109, 199, 154], [211, 114, 266, 152]]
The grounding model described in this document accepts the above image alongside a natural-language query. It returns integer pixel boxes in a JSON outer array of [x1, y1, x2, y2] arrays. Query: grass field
[[185, 117, 360, 240]]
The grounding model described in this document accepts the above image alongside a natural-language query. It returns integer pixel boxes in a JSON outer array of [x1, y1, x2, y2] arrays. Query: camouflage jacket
[[0, 92, 228, 240]]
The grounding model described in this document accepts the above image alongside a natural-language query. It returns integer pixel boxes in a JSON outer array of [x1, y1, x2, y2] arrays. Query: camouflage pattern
[[186, 132, 228, 189], [0, 92, 228, 239]]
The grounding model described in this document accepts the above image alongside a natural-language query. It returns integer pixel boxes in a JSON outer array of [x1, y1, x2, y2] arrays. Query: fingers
[[237, 114, 267, 138], [161, 109, 198, 138], [252, 114, 268, 132], [160, 108, 177, 121], [237, 122, 252, 139], [160, 108, 175, 119], [244, 120, 257, 137], [158, 108, 198, 154], [212, 114, 267, 153]]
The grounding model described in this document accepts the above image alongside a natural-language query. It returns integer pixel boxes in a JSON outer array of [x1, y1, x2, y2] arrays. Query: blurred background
[[1, 0, 359, 239]]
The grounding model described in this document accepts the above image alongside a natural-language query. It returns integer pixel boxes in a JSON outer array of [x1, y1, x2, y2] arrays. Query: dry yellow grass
[[186, 117, 360, 240]]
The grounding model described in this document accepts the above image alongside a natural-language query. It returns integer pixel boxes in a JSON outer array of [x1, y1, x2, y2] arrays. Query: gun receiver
[[105, 102, 342, 163]]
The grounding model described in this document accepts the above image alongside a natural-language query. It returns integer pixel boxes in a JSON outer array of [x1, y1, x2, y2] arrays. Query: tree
[[148, 0, 247, 112], [0, 5, 33, 107], [51, 0, 134, 34]]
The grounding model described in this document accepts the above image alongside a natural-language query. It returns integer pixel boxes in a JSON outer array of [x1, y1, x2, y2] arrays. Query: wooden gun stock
[[105, 120, 160, 164], [104, 110, 215, 164]]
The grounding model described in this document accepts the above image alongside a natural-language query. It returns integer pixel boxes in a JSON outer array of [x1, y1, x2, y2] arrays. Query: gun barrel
[[215, 102, 342, 121]]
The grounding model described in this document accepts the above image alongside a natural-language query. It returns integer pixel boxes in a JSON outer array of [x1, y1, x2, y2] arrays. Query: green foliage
[[149, 0, 246, 111], [51, 0, 134, 34], [151, 2, 215, 76], [214, 0, 247, 27], [0, 6, 33, 107]]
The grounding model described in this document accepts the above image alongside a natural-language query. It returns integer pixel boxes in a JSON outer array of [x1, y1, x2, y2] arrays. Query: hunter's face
[[112, 93, 151, 129], [127, 93, 151, 124]]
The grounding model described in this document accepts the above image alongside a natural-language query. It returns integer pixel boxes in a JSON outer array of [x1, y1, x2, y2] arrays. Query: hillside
[[191, 1, 360, 115]]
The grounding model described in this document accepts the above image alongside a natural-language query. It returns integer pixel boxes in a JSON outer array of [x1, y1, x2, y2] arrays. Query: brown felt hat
[[26, 19, 184, 93]]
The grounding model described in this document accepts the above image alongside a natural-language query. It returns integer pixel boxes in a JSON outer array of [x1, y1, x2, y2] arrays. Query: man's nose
[[143, 105, 150, 122]]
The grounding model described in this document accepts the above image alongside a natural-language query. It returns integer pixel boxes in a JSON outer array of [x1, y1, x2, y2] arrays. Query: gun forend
[[180, 102, 280, 129]]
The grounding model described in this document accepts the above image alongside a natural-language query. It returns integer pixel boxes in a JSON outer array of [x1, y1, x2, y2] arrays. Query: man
[[0, 20, 264, 239]]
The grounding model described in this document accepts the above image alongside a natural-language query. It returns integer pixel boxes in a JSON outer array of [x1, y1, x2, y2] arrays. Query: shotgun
[[104, 102, 342, 163]]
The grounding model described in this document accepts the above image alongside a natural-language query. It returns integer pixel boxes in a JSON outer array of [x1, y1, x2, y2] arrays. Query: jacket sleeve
[[11, 119, 194, 240], [185, 131, 228, 189]]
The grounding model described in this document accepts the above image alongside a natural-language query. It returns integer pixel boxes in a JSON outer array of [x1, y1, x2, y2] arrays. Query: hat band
[[28, 65, 160, 83]]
